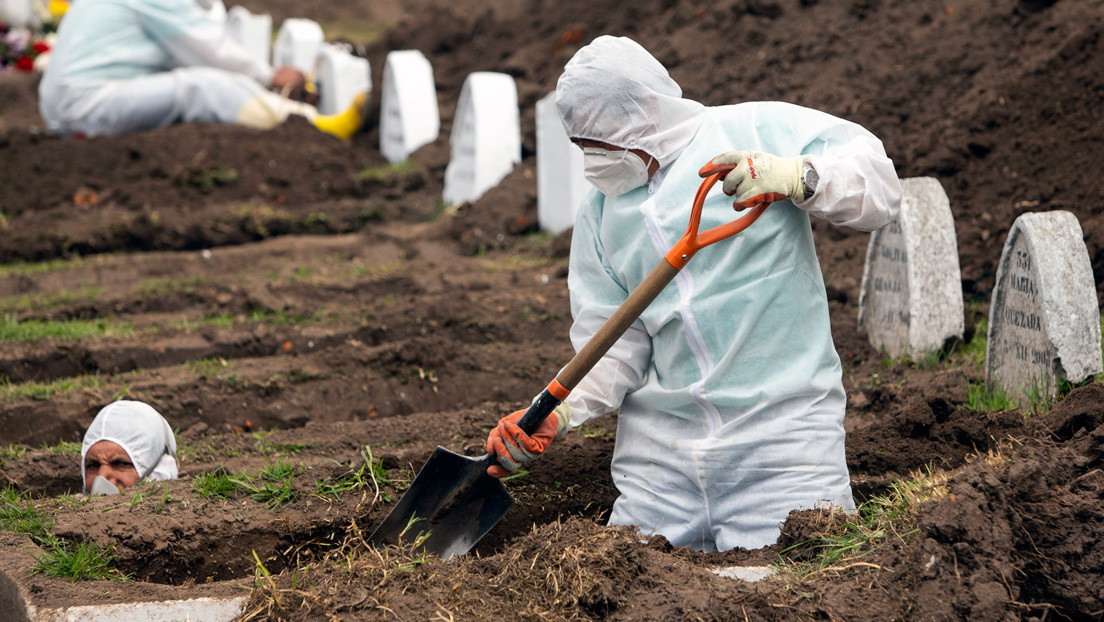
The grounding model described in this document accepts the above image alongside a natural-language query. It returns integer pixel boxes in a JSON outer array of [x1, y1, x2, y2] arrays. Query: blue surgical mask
[[583, 147, 651, 196]]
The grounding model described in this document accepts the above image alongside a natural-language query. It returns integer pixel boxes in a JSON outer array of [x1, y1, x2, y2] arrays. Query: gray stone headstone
[[986, 211, 1102, 404], [858, 177, 964, 358]]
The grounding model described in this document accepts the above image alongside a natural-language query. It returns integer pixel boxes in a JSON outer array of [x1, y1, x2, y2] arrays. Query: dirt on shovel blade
[[1, 0, 1104, 620]]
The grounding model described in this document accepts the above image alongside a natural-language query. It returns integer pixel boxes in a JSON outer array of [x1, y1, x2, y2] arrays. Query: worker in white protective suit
[[81, 400, 178, 496], [485, 36, 902, 551], [38, 0, 365, 139]]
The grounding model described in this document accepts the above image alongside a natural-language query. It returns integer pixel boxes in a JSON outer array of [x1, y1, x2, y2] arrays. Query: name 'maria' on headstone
[[858, 177, 964, 359], [986, 211, 1102, 405], [535, 91, 588, 234], [272, 18, 324, 74], [379, 50, 439, 164], [442, 72, 521, 206], [311, 44, 370, 116], [226, 6, 272, 67]]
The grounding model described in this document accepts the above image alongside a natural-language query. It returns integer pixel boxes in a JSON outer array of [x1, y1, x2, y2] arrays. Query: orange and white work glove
[[486, 401, 571, 479], [704, 150, 807, 211]]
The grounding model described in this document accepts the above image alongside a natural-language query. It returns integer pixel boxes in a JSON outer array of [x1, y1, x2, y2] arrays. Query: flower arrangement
[[0, 0, 67, 72]]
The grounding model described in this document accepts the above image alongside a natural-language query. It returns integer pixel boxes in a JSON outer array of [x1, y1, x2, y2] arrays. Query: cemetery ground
[[1, 0, 1104, 619]]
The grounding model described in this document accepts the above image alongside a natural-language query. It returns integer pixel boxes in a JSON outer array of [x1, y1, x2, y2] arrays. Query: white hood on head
[[555, 35, 704, 168], [81, 400, 178, 491]]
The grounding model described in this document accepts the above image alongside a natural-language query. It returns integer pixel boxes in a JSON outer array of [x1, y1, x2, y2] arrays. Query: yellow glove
[[704, 151, 807, 211]]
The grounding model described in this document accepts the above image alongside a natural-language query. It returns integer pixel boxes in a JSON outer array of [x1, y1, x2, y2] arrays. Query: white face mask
[[583, 147, 652, 196]]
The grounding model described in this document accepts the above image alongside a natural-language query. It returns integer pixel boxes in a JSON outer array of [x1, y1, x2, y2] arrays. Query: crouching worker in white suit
[[82, 400, 178, 496], [485, 36, 903, 551], [39, 0, 365, 140]]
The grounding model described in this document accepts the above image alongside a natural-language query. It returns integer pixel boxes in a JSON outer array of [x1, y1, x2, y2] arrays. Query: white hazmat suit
[[557, 36, 902, 550], [38, 0, 315, 136], [81, 400, 178, 493]]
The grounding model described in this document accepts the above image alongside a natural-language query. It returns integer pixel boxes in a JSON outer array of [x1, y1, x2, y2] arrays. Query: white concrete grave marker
[[226, 6, 272, 67], [0, 0, 36, 28], [379, 50, 440, 164], [858, 177, 965, 359], [536, 91, 588, 233], [207, 0, 227, 26], [272, 18, 324, 74], [442, 72, 521, 205], [312, 44, 371, 116], [986, 210, 1102, 404]]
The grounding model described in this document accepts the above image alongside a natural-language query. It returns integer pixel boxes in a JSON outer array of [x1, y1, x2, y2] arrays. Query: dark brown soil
[[1, 0, 1103, 619]]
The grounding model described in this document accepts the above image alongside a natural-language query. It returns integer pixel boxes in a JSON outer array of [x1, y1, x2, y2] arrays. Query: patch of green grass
[[778, 467, 947, 576], [42, 440, 81, 454], [965, 380, 1017, 412], [314, 447, 389, 502], [193, 468, 238, 499], [0, 485, 54, 536], [303, 211, 330, 227], [1, 373, 109, 401], [318, 18, 390, 44], [0, 286, 102, 313], [179, 166, 240, 189], [231, 461, 300, 509], [0, 314, 132, 342], [0, 444, 27, 461], [252, 431, 308, 456], [956, 317, 988, 367], [248, 309, 320, 325], [33, 535, 125, 581], [0, 255, 85, 278], [176, 313, 235, 332], [135, 276, 206, 298], [356, 159, 419, 182]]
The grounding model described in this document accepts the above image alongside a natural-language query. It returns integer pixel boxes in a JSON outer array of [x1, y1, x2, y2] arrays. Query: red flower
[[31, 41, 50, 54], [16, 55, 34, 71]]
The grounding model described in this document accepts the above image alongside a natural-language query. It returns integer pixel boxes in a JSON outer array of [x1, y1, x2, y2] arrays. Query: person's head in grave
[[38, 0, 366, 140], [483, 35, 903, 552], [81, 400, 178, 495]]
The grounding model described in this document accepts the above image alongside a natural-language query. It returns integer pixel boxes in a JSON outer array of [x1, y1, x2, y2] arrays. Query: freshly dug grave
[[1, 0, 1103, 619]]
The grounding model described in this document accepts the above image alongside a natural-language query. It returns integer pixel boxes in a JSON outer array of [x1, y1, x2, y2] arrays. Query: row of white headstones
[[860, 178, 1102, 407], [230, 9, 587, 230]]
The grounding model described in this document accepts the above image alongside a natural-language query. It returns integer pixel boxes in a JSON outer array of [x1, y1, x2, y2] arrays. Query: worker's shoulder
[[706, 100, 823, 119]]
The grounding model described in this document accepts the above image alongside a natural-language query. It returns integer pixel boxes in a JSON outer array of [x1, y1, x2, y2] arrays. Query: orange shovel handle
[[664, 163, 770, 269]]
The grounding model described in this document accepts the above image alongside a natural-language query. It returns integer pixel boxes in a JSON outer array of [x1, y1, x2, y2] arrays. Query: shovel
[[367, 161, 769, 559]]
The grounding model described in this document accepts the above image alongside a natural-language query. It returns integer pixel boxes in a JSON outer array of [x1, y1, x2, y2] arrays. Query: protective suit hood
[[555, 35, 705, 168], [81, 400, 178, 492]]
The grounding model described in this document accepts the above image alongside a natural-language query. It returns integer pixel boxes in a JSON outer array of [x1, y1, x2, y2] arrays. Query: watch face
[[803, 166, 819, 198]]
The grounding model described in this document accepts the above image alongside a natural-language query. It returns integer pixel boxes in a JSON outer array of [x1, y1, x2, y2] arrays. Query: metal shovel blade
[[367, 446, 514, 559]]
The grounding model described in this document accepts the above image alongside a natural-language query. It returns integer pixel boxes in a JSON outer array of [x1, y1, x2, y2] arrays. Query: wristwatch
[[802, 162, 818, 200]]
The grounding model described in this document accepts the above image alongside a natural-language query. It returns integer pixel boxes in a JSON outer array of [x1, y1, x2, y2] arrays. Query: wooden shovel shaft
[[558, 260, 678, 390], [516, 260, 679, 435]]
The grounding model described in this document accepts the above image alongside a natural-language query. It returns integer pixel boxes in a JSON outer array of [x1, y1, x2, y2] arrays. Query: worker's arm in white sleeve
[[561, 192, 653, 429], [797, 130, 902, 232], [789, 106, 902, 232], [135, 0, 274, 85]]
